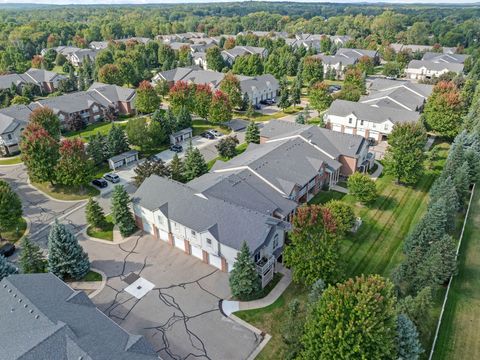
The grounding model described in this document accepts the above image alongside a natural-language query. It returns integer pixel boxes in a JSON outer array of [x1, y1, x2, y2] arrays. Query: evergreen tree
[[86, 197, 106, 229], [308, 278, 326, 304], [133, 158, 171, 186], [87, 133, 108, 165], [176, 106, 192, 130], [429, 176, 459, 231], [242, 92, 250, 111], [245, 121, 260, 144], [295, 112, 305, 124], [170, 153, 185, 183], [454, 161, 471, 208], [246, 101, 255, 119], [183, 142, 208, 181], [229, 241, 261, 300], [278, 79, 291, 111], [0, 254, 17, 281], [0, 179, 22, 239], [106, 123, 129, 157], [47, 220, 90, 280], [291, 80, 302, 108], [111, 185, 137, 237], [396, 314, 423, 360], [18, 236, 45, 274]]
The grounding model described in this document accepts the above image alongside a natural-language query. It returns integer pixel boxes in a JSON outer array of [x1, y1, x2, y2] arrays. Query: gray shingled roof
[[89, 82, 136, 102], [336, 48, 377, 60], [133, 175, 287, 252], [0, 104, 38, 134], [407, 60, 464, 73], [0, 73, 30, 90], [25, 68, 62, 83], [0, 273, 159, 360], [421, 52, 468, 64], [327, 99, 421, 124], [313, 54, 356, 66], [221, 46, 266, 61]]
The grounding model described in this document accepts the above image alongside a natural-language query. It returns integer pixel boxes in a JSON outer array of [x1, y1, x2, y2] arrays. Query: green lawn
[[64, 121, 127, 141], [86, 215, 114, 241], [0, 156, 22, 165], [2, 217, 27, 243], [234, 106, 303, 122], [82, 270, 103, 282], [192, 119, 230, 137], [235, 142, 450, 358], [432, 188, 480, 360], [207, 142, 248, 170], [32, 182, 100, 201]]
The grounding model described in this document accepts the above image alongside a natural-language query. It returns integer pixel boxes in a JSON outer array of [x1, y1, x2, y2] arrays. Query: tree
[[357, 55, 375, 75], [194, 84, 212, 120], [300, 275, 397, 360], [302, 56, 323, 85], [29, 107, 61, 139], [98, 64, 124, 86], [281, 299, 304, 360], [397, 287, 433, 336], [20, 123, 59, 185], [168, 81, 195, 115], [383, 62, 402, 77], [146, 116, 167, 150], [135, 80, 160, 114], [336, 67, 365, 101], [384, 122, 427, 185], [183, 142, 208, 181], [11, 95, 30, 105], [176, 106, 192, 130], [47, 220, 90, 280], [86, 197, 106, 230], [291, 80, 302, 108], [87, 133, 108, 165], [229, 241, 261, 300], [278, 79, 291, 111], [0, 180, 22, 239], [283, 205, 341, 285], [106, 123, 129, 157], [0, 255, 17, 281], [216, 135, 239, 159], [308, 279, 326, 305], [295, 112, 305, 124], [454, 161, 471, 208], [170, 153, 185, 182], [65, 113, 85, 132], [55, 138, 93, 187], [111, 185, 136, 237], [125, 117, 149, 149], [133, 158, 171, 186], [396, 314, 423, 360], [423, 81, 464, 138], [18, 236, 45, 274], [309, 81, 332, 112], [220, 72, 243, 109], [245, 121, 260, 144], [347, 172, 377, 204], [324, 200, 355, 236], [209, 90, 232, 123], [206, 46, 225, 72]]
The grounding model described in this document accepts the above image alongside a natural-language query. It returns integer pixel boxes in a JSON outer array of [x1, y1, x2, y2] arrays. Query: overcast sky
[[0, 0, 478, 4]]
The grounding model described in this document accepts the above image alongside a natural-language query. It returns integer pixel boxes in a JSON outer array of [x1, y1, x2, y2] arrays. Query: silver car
[[104, 173, 120, 183]]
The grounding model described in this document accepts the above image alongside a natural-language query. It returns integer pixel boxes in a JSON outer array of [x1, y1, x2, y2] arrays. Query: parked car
[[92, 178, 108, 188], [264, 99, 275, 105], [170, 144, 183, 153], [104, 173, 120, 183], [328, 85, 342, 93], [254, 104, 261, 110], [367, 137, 376, 146], [0, 242, 15, 257], [386, 76, 397, 80], [201, 132, 215, 140], [208, 129, 222, 137]]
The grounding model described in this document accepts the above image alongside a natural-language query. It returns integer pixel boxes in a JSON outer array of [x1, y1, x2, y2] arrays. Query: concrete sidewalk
[[370, 160, 384, 181]]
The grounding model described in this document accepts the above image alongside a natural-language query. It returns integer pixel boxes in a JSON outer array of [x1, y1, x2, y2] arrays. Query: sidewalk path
[[221, 264, 292, 316], [370, 161, 384, 181], [330, 184, 349, 194]]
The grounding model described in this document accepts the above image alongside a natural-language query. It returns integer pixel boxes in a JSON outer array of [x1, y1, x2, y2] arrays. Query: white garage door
[[332, 124, 342, 132], [369, 131, 379, 139], [159, 230, 169, 242], [143, 221, 153, 235], [344, 127, 354, 134], [191, 245, 203, 260], [174, 236, 185, 250], [357, 129, 366, 137], [209, 254, 222, 270]]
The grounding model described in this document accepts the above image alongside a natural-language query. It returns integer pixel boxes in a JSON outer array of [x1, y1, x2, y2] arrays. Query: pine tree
[[454, 161, 471, 208], [429, 176, 459, 232], [0, 254, 17, 281], [183, 142, 208, 181], [291, 81, 302, 108], [278, 78, 291, 111], [176, 106, 192, 130], [245, 121, 260, 144], [106, 123, 129, 157], [18, 236, 45, 274], [229, 242, 261, 300], [47, 220, 90, 280], [396, 314, 423, 360], [87, 133, 108, 165], [308, 278, 326, 304], [295, 112, 305, 124], [86, 197, 106, 229], [111, 185, 136, 237], [170, 153, 185, 183]]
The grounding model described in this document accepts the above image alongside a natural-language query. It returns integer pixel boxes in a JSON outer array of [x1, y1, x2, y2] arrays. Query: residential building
[[89, 37, 151, 50], [41, 45, 82, 57], [221, 46, 268, 66], [421, 52, 468, 64], [335, 48, 379, 64], [330, 35, 353, 47], [0, 104, 37, 156], [361, 78, 434, 112], [68, 48, 99, 67], [0, 68, 66, 94], [405, 60, 464, 81], [324, 99, 421, 141], [152, 67, 279, 105], [0, 273, 159, 360], [312, 54, 356, 79]]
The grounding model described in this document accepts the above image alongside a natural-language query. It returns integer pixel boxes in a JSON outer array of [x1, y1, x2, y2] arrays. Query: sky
[[0, 0, 479, 4]]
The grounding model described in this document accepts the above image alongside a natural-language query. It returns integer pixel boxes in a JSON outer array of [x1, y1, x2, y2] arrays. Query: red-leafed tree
[[283, 204, 342, 285], [219, 72, 242, 109], [135, 80, 160, 114], [31, 55, 43, 69], [168, 81, 196, 114], [209, 90, 232, 123], [29, 107, 61, 139], [55, 138, 93, 187], [194, 84, 213, 120], [20, 123, 59, 185]]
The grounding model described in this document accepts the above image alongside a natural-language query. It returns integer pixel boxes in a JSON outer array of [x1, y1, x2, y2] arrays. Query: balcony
[[256, 255, 275, 288]]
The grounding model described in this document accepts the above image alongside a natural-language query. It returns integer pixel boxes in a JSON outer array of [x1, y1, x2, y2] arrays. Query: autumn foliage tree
[[209, 90, 232, 123], [98, 64, 124, 86], [29, 107, 61, 139], [135, 80, 160, 114], [168, 81, 195, 114], [219, 72, 243, 109], [55, 138, 93, 187], [194, 84, 213, 120], [302, 56, 323, 85]]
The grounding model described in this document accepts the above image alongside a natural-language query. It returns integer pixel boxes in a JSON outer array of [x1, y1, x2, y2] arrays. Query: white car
[[208, 129, 222, 137]]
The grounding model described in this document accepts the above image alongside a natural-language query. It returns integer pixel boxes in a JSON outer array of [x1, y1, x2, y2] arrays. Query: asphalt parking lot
[[83, 233, 261, 360]]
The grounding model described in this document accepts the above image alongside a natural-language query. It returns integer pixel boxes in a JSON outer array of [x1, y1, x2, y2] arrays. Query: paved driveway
[[83, 234, 260, 360]]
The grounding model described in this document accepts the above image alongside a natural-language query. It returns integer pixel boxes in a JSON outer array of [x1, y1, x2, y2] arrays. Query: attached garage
[[344, 127, 354, 134], [159, 229, 169, 242], [356, 129, 366, 137], [191, 245, 203, 260], [143, 221, 153, 235], [332, 124, 342, 132], [369, 131, 380, 140], [174, 236, 185, 250], [209, 254, 222, 270]]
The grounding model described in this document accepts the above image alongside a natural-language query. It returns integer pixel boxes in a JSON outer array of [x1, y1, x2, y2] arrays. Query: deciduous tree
[[216, 135, 239, 159], [209, 90, 232, 123], [29, 107, 61, 139], [347, 172, 377, 204], [206, 46, 225, 72], [106, 123, 129, 157], [220, 72, 243, 109], [309, 81, 332, 112], [135, 80, 160, 114], [324, 200, 355, 236], [133, 158, 171, 186], [55, 138, 93, 187], [194, 84, 213, 120]]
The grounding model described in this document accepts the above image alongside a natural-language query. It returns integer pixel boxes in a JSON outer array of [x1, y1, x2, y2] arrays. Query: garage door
[[369, 131, 380, 139], [357, 129, 366, 137], [332, 124, 342, 132], [191, 245, 203, 260], [209, 254, 222, 270], [174, 236, 185, 250], [159, 230, 168, 242], [344, 127, 354, 134], [143, 221, 153, 235]]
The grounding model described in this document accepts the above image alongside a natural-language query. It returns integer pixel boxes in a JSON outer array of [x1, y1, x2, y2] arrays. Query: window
[[254, 252, 260, 262], [206, 238, 212, 245], [191, 230, 196, 236], [384, 124, 388, 130], [348, 117, 353, 124], [7, 134, 12, 140], [360, 120, 364, 126], [273, 234, 279, 249]]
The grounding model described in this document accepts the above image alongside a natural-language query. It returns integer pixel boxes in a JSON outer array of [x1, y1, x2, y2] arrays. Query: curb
[[27, 179, 88, 204], [227, 313, 271, 360], [83, 226, 134, 245], [88, 268, 107, 299]]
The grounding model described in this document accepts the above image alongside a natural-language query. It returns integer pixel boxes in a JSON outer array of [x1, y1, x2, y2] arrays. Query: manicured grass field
[[207, 142, 248, 169], [86, 215, 114, 241], [0, 156, 22, 165], [65, 121, 127, 141], [192, 119, 230, 137], [432, 188, 480, 360], [234, 106, 303, 122], [235, 142, 450, 358], [32, 182, 100, 201]]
